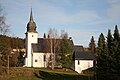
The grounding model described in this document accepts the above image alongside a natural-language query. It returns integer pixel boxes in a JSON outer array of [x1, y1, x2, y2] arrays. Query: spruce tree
[[112, 25, 120, 79], [106, 29, 114, 79], [89, 36, 96, 54], [97, 33, 107, 80], [113, 25, 119, 41], [59, 34, 73, 68]]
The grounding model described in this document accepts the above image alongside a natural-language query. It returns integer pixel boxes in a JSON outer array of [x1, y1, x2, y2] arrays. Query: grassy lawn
[[9, 76, 41, 80], [35, 70, 88, 80], [5, 68, 94, 80]]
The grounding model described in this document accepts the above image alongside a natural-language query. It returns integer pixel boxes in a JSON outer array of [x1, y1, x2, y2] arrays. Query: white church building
[[24, 10, 52, 67]]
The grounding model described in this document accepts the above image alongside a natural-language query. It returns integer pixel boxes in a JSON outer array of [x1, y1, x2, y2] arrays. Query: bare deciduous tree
[[45, 28, 60, 69], [0, 4, 10, 35]]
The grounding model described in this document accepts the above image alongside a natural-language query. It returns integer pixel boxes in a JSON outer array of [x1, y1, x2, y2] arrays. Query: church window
[[35, 59, 37, 62], [78, 60, 80, 65], [32, 35, 34, 37], [44, 55, 46, 61]]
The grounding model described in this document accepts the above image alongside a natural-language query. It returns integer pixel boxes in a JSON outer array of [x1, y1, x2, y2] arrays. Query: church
[[24, 9, 53, 67], [24, 9, 73, 68], [24, 9, 95, 73]]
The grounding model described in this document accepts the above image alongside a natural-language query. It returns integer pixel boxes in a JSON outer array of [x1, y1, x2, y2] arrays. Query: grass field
[[9, 76, 40, 80], [35, 70, 88, 80], [4, 68, 94, 80]]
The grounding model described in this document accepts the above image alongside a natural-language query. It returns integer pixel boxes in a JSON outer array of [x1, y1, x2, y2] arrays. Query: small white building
[[73, 46, 95, 73]]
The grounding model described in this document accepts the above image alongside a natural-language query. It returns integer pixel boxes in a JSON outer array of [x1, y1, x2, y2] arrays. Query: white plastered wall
[[32, 53, 51, 67], [75, 60, 93, 73], [25, 32, 38, 67]]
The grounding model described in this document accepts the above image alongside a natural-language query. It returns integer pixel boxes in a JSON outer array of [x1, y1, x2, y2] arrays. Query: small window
[[35, 59, 37, 62], [78, 60, 80, 65], [32, 35, 34, 37], [44, 55, 46, 61]]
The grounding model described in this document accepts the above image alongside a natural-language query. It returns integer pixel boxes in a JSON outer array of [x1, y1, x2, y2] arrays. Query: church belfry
[[25, 9, 38, 67], [27, 9, 37, 32]]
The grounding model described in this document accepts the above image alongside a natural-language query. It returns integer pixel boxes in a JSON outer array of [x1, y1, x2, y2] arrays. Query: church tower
[[25, 9, 38, 67]]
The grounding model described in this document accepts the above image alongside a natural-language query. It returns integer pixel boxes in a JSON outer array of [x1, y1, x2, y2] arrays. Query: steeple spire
[[30, 8, 34, 22], [27, 8, 37, 33]]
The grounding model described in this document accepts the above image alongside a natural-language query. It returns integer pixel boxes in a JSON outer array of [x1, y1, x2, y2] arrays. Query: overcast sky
[[1, 0, 120, 47]]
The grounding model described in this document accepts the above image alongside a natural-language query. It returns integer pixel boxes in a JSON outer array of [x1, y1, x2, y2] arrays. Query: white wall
[[32, 53, 51, 67], [75, 60, 93, 73], [25, 32, 38, 67], [33, 53, 44, 67]]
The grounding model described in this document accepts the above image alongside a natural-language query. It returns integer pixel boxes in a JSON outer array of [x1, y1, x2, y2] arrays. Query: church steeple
[[27, 9, 37, 33], [30, 8, 34, 22]]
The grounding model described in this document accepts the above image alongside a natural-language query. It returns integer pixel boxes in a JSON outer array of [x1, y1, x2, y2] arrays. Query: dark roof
[[74, 51, 95, 60], [74, 45, 84, 52], [32, 38, 50, 53], [32, 44, 43, 52], [32, 38, 74, 53]]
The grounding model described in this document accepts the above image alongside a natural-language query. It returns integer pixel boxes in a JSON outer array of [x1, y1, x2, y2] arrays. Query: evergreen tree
[[107, 29, 113, 51], [59, 32, 73, 68], [97, 33, 107, 80], [113, 25, 119, 41], [89, 36, 96, 54], [112, 25, 120, 79], [96, 25, 120, 80], [106, 29, 114, 79]]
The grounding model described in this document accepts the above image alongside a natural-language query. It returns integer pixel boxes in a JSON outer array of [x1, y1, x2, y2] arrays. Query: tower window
[[32, 35, 34, 37], [78, 60, 80, 65]]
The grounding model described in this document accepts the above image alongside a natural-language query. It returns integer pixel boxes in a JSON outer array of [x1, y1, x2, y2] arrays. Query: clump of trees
[[0, 4, 25, 67], [0, 35, 25, 67], [96, 25, 120, 80], [45, 28, 73, 69]]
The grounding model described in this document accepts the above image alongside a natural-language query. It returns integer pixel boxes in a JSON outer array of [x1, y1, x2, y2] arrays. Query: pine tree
[[112, 25, 120, 79], [107, 29, 113, 51], [106, 29, 114, 79], [97, 33, 107, 80], [96, 26, 120, 80], [113, 25, 119, 41], [89, 36, 96, 54], [59, 33, 73, 68]]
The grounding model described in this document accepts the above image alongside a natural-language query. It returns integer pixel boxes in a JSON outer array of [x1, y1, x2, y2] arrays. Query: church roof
[[32, 38, 74, 53], [32, 44, 42, 52], [32, 38, 50, 53]]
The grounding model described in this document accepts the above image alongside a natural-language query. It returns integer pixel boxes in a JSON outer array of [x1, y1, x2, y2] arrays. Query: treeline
[[0, 34, 25, 67], [0, 35, 25, 49], [96, 25, 120, 80]]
